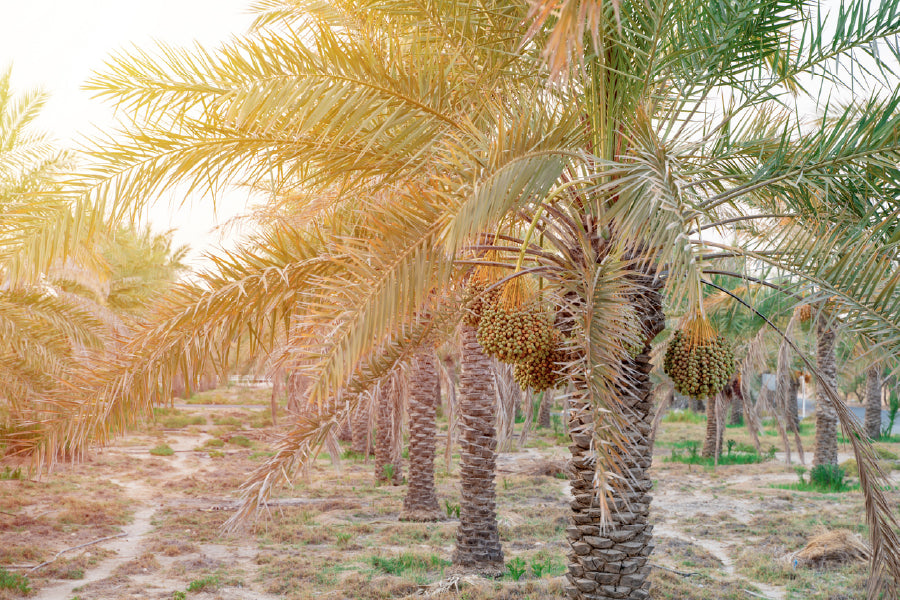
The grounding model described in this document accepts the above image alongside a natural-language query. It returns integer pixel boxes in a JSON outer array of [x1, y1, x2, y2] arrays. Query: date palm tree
[[16, 1, 900, 598]]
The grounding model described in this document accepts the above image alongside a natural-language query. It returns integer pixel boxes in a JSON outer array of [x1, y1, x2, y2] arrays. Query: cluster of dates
[[465, 280, 563, 392], [663, 330, 736, 399]]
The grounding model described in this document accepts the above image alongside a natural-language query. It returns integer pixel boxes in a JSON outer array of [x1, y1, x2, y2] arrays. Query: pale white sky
[[0, 0, 258, 265]]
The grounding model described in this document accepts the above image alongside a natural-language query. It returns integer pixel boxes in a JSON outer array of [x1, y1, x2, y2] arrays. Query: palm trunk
[[400, 349, 443, 521], [728, 377, 743, 426], [351, 395, 372, 457], [375, 381, 403, 485], [865, 366, 883, 440], [813, 313, 838, 467], [453, 324, 503, 571], [786, 374, 800, 432], [538, 390, 552, 428], [701, 393, 722, 458], [565, 278, 664, 600]]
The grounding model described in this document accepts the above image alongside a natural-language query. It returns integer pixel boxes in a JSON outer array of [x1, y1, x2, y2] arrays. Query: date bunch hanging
[[467, 270, 564, 392], [663, 315, 735, 400]]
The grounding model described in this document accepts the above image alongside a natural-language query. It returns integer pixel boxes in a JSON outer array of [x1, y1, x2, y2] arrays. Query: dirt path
[[653, 523, 786, 600], [34, 502, 157, 600], [31, 427, 260, 599]]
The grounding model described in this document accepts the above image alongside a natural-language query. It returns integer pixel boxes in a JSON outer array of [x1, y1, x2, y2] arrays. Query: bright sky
[[0, 0, 257, 265]]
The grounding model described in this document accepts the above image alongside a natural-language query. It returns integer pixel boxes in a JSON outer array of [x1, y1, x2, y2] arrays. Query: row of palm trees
[[7, 0, 900, 598]]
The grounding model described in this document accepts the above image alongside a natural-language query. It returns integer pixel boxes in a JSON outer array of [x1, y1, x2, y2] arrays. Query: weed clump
[[0, 568, 30, 594], [149, 444, 175, 456], [369, 552, 449, 575]]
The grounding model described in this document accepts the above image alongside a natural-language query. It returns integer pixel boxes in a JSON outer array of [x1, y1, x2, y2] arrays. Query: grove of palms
[[6, 1, 900, 599]]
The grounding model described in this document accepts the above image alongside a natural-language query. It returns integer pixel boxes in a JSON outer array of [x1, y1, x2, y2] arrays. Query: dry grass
[[112, 552, 161, 576], [792, 529, 869, 568]]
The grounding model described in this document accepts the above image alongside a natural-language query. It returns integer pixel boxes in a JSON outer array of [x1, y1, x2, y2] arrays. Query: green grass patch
[[0, 568, 31, 594], [249, 412, 273, 428], [657, 439, 708, 449], [149, 444, 175, 456], [662, 409, 706, 424], [664, 440, 769, 466], [153, 407, 205, 429], [771, 481, 860, 493], [212, 416, 243, 427], [369, 552, 450, 576], [772, 464, 858, 493], [0, 466, 23, 480], [761, 421, 814, 437], [186, 574, 219, 592], [873, 445, 899, 460], [228, 435, 253, 448]]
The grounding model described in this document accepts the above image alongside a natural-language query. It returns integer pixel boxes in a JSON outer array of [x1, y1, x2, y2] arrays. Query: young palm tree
[[18, 2, 900, 598]]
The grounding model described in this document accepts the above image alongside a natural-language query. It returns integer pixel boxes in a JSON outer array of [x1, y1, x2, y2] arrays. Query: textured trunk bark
[[702, 393, 722, 458], [786, 374, 800, 432], [452, 324, 503, 571], [813, 313, 838, 467], [728, 378, 743, 426], [865, 366, 883, 440], [787, 375, 805, 464], [539, 390, 552, 429], [374, 381, 403, 485], [350, 395, 372, 457], [565, 278, 665, 600], [400, 349, 443, 521]]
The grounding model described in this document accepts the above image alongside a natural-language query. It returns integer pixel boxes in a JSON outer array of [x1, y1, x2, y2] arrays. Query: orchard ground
[[0, 387, 895, 600]]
